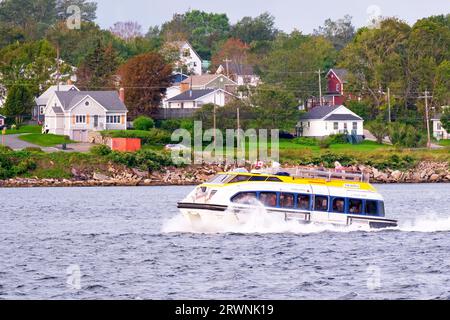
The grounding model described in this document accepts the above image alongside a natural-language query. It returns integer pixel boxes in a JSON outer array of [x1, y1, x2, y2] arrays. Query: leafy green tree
[[76, 39, 119, 90], [250, 85, 298, 130], [441, 110, 450, 132], [0, 0, 57, 40], [3, 85, 35, 124], [388, 122, 426, 148], [366, 121, 388, 144], [133, 116, 155, 131], [259, 34, 336, 101], [231, 12, 278, 44], [56, 0, 97, 22], [0, 39, 63, 95], [161, 10, 231, 60], [339, 18, 411, 117], [313, 15, 355, 50]]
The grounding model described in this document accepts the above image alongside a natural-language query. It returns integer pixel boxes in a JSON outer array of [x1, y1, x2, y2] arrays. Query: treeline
[[0, 0, 449, 132]]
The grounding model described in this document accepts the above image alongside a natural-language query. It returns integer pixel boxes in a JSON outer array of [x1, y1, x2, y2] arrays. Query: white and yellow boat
[[178, 168, 398, 229]]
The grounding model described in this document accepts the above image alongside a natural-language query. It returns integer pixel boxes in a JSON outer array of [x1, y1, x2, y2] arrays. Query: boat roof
[[204, 171, 376, 192]]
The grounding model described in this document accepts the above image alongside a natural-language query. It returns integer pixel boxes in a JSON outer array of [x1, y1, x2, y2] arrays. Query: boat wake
[[162, 208, 450, 234]]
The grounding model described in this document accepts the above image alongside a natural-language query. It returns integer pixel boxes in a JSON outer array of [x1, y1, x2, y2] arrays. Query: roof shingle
[[55, 91, 127, 112]]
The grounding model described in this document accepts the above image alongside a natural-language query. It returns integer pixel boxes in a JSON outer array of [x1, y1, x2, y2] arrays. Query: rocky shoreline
[[0, 161, 449, 188]]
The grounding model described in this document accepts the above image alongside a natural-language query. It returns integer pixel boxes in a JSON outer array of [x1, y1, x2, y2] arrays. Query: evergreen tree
[[3, 85, 34, 125]]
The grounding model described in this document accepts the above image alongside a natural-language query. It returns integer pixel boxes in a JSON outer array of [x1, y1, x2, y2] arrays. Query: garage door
[[72, 130, 88, 142]]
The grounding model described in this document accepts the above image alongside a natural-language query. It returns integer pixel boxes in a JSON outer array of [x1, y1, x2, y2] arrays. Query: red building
[[323, 68, 349, 106]]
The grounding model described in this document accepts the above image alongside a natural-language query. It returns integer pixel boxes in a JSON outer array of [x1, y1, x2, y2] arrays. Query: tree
[[366, 121, 388, 144], [339, 18, 411, 117], [388, 122, 426, 148], [250, 85, 298, 130], [3, 85, 34, 124], [118, 52, 172, 117], [211, 38, 250, 73], [56, 0, 97, 22], [133, 116, 155, 130], [161, 10, 231, 60], [76, 39, 119, 90], [441, 110, 450, 133], [0, 0, 57, 40], [110, 21, 143, 42], [0, 39, 63, 95], [313, 15, 355, 50], [231, 12, 278, 44], [259, 34, 336, 101]]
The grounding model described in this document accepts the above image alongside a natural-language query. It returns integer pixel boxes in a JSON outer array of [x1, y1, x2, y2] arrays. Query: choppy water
[[0, 184, 449, 300]]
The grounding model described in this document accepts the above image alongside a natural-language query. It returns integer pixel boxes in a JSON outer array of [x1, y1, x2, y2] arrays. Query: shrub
[[90, 144, 112, 156], [366, 121, 389, 144], [292, 137, 318, 146], [318, 139, 331, 149], [159, 119, 182, 132], [23, 147, 43, 153], [101, 129, 171, 145], [107, 149, 175, 172], [133, 116, 155, 131], [325, 134, 348, 144], [389, 123, 426, 148]]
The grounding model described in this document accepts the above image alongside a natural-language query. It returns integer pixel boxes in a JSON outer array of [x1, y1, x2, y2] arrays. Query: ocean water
[[0, 184, 449, 300]]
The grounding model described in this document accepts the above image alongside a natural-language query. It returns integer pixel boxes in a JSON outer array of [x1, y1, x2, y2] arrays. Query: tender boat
[[177, 168, 398, 229]]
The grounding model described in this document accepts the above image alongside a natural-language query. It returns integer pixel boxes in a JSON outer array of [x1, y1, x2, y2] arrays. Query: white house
[[43, 90, 128, 142], [216, 64, 260, 86], [169, 41, 202, 75], [34, 84, 79, 122], [165, 89, 236, 109], [431, 110, 449, 140], [297, 105, 364, 138]]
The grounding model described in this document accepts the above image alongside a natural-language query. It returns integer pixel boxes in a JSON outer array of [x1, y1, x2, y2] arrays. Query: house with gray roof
[[296, 105, 364, 138], [431, 107, 449, 140], [43, 90, 128, 142], [166, 88, 236, 109], [34, 84, 79, 123]]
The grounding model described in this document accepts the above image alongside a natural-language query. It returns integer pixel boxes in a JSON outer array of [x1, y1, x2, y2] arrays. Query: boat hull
[[178, 202, 398, 229]]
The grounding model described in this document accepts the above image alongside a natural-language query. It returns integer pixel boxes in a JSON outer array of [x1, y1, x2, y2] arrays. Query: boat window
[[228, 175, 251, 184], [378, 201, 385, 217], [207, 174, 230, 184], [280, 193, 295, 208], [332, 197, 345, 213], [365, 200, 378, 216], [314, 195, 328, 212], [231, 192, 257, 205], [260, 192, 278, 207], [349, 199, 363, 214], [297, 194, 310, 210], [249, 175, 267, 181], [266, 177, 282, 182]]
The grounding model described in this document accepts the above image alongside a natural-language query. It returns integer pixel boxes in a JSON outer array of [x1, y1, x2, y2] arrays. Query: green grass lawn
[[19, 134, 74, 147], [5, 125, 42, 135], [438, 139, 450, 147]]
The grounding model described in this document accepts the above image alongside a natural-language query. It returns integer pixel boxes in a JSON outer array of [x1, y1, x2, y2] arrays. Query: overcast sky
[[94, 0, 449, 33]]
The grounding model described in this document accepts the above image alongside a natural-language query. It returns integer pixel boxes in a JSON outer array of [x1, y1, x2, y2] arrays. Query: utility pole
[[223, 57, 232, 77], [213, 94, 217, 148], [419, 90, 432, 149], [237, 107, 241, 148], [317, 69, 322, 106], [56, 45, 61, 92], [387, 87, 391, 123]]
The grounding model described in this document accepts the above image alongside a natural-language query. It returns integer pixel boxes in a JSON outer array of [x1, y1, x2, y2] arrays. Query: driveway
[[1, 134, 94, 152]]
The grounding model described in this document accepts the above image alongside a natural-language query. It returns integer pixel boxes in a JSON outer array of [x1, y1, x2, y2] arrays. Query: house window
[[336, 83, 340, 92], [437, 122, 442, 130], [353, 122, 358, 130], [40, 106, 45, 114], [85, 101, 90, 106], [76, 115, 86, 123], [182, 49, 190, 57], [308, 122, 310, 128], [106, 115, 121, 124], [344, 123, 348, 131], [333, 122, 339, 130]]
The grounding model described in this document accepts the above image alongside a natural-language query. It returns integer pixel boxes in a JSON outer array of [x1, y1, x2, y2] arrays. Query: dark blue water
[[0, 184, 449, 300]]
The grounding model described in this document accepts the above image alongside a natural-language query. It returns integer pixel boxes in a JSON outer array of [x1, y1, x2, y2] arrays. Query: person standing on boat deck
[[334, 161, 344, 173]]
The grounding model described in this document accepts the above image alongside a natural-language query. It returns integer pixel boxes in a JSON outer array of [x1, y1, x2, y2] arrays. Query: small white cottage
[[43, 90, 128, 142], [297, 105, 364, 138]]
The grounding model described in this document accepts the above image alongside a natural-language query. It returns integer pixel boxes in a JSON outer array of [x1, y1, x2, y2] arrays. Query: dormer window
[[183, 49, 190, 57]]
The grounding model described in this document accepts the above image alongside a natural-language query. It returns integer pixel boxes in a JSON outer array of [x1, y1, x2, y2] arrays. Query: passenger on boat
[[280, 194, 294, 208], [260, 193, 277, 207], [333, 199, 345, 213], [349, 202, 362, 214], [298, 196, 310, 210]]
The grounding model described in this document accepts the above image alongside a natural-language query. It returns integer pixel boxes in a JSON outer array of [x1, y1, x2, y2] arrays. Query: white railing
[[262, 167, 368, 183]]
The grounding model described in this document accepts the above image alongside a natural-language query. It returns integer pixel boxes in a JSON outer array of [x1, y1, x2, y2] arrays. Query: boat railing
[[263, 167, 369, 183]]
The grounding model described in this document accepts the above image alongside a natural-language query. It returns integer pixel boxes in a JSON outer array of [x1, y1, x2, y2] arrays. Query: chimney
[[119, 88, 125, 103], [66, 79, 73, 85]]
